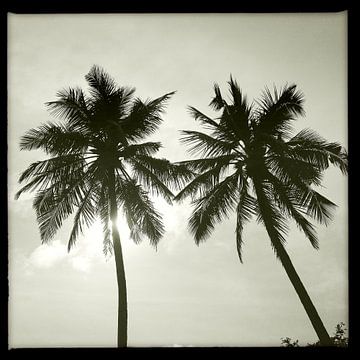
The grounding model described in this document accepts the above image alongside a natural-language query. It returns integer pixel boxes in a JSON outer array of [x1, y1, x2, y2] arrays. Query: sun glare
[[84, 196, 180, 260]]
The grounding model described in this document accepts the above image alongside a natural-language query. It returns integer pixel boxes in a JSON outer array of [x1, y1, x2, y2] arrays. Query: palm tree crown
[[16, 65, 194, 347], [176, 77, 347, 262], [175, 77, 347, 345], [16, 65, 192, 253]]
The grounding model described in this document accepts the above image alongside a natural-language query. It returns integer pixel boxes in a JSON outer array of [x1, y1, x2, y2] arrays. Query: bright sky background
[[8, 12, 348, 348]]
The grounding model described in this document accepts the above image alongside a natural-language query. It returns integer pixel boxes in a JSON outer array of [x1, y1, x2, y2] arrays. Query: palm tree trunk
[[108, 169, 128, 347], [253, 179, 333, 346]]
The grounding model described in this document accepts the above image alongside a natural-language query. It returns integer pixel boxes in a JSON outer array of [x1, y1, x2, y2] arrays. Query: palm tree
[[175, 77, 348, 346], [15, 65, 192, 347]]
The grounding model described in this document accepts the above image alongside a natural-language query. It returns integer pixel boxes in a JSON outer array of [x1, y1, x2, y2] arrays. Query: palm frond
[[34, 185, 76, 243], [291, 211, 318, 249], [85, 65, 135, 102], [175, 154, 237, 173], [265, 171, 319, 249], [174, 169, 220, 202], [180, 130, 235, 157], [288, 128, 348, 174], [235, 181, 258, 262], [255, 84, 305, 137], [130, 155, 194, 191], [228, 76, 251, 114], [129, 158, 174, 204], [15, 154, 87, 200], [174, 159, 235, 202], [118, 179, 164, 246], [122, 91, 175, 140], [18, 154, 84, 184], [84, 65, 137, 139], [188, 172, 239, 244], [258, 84, 304, 116], [32, 163, 98, 243], [214, 78, 252, 145], [186, 78, 252, 152], [19, 122, 90, 156], [97, 195, 113, 256], [120, 142, 162, 158], [45, 87, 91, 129], [217, 106, 251, 145], [15, 176, 53, 201], [209, 83, 226, 110], [89, 90, 135, 136], [300, 189, 337, 226], [124, 211, 143, 245], [254, 180, 289, 255], [266, 150, 324, 187], [187, 106, 220, 130], [31, 161, 88, 214], [103, 227, 113, 256], [146, 91, 176, 113], [67, 182, 99, 251], [265, 152, 337, 227]]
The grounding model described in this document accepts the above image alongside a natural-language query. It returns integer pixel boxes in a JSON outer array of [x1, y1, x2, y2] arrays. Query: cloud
[[24, 222, 109, 274], [69, 256, 91, 273], [27, 240, 67, 269]]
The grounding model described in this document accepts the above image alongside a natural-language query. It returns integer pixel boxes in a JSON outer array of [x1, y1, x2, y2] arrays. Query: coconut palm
[[15, 65, 192, 347], [175, 77, 348, 346]]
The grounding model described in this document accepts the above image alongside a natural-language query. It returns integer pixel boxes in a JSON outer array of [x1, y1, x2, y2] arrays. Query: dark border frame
[[2, 1, 354, 357]]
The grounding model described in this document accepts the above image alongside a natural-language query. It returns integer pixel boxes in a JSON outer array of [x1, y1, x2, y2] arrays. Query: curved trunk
[[253, 179, 333, 346], [108, 169, 128, 347]]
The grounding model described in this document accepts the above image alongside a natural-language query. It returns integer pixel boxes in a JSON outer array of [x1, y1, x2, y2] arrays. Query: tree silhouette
[[281, 322, 348, 347], [175, 77, 348, 346], [15, 65, 192, 347]]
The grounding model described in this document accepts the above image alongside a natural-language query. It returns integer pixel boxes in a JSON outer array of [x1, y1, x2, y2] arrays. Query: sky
[[7, 12, 348, 347]]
